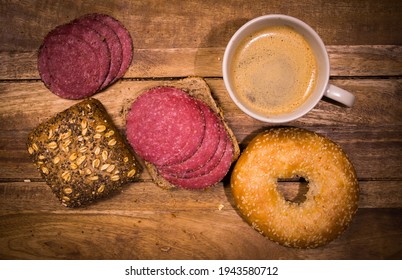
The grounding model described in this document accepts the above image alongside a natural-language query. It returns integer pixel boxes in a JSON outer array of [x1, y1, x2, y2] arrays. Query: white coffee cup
[[222, 14, 355, 123]]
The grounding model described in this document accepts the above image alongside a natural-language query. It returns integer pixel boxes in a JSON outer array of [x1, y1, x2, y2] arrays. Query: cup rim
[[222, 14, 330, 123]]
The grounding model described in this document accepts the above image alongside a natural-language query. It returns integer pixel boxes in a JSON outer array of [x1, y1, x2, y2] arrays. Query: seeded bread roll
[[231, 128, 359, 248], [27, 98, 141, 207]]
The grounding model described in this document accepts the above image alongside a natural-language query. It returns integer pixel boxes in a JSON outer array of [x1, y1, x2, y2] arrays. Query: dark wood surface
[[0, 0, 401, 260]]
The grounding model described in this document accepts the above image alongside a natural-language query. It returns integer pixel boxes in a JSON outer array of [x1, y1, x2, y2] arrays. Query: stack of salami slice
[[126, 87, 234, 189], [38, 14, 133, 99]]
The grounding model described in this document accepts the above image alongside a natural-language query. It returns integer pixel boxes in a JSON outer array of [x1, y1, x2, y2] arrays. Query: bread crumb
[[160, 246, 171, 252]]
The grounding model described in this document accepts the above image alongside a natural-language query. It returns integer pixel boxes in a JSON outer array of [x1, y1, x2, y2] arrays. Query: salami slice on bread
[[125, 77, 240, 190]]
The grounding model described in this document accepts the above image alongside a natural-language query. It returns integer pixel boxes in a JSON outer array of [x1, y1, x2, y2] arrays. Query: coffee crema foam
[[230, 25, 318, 116]]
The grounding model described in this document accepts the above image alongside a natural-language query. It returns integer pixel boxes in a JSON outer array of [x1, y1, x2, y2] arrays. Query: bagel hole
[[276, 177, 309, 204]]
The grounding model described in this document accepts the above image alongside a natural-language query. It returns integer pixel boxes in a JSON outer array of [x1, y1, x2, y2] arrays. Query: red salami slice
[[160, 120, 227, 179], [159, 100, 222, 175], [38, 34, 102, 99], [91, 13, 133, 81], [38, 23, 110, 99], [160, 138, 234, 189], [51, 23, 110, 88], [74, 16, 123, 89], [126, 87, 205, 166], [38, 14, 133, 99]]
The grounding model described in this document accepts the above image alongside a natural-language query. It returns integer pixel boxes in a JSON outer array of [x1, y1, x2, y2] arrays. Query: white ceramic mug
[[222, 14, 355, 123]]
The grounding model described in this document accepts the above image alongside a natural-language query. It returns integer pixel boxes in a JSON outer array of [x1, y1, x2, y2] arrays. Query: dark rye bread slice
[[27, 98, 141, 207], [124, 76, 240, 190]]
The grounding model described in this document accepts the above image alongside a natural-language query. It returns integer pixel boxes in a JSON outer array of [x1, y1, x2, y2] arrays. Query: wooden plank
[[0, 0, 401, 52], [1, 79, 401, 180], [0, 208, 401, 259], [327, 45, 402, 77], [1, 125, 401, 180], [1, 46, 401, 79], [0, 179, 401, 212], [0, 79, 401, 130]]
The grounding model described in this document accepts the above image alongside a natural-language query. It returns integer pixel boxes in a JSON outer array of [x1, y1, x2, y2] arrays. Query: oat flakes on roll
[[231, 127, 359, 249], [27, 98, 141, 207]]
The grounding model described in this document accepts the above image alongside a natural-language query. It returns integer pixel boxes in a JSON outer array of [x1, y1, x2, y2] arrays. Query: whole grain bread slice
[[125, 76, 240, 190], [27, 98, 142, 207]]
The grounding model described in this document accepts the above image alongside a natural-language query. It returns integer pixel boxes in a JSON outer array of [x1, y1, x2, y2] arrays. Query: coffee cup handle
[[324, 84, 355, 107]]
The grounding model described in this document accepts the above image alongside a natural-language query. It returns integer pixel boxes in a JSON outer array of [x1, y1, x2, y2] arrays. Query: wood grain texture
[[1, 207, 401, 260], [0, 0, 401, 260], [1, 46, 401, 79], [1, 79, 401, 180], [1, 0, 401, 51], [1, 180, 401, 212]]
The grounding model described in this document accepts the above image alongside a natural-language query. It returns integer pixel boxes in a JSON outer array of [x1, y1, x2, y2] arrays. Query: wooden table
[[0, 0, 401, 260]]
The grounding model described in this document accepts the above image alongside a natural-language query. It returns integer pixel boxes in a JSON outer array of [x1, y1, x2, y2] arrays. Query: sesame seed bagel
[[231, 127, 359, 249]]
